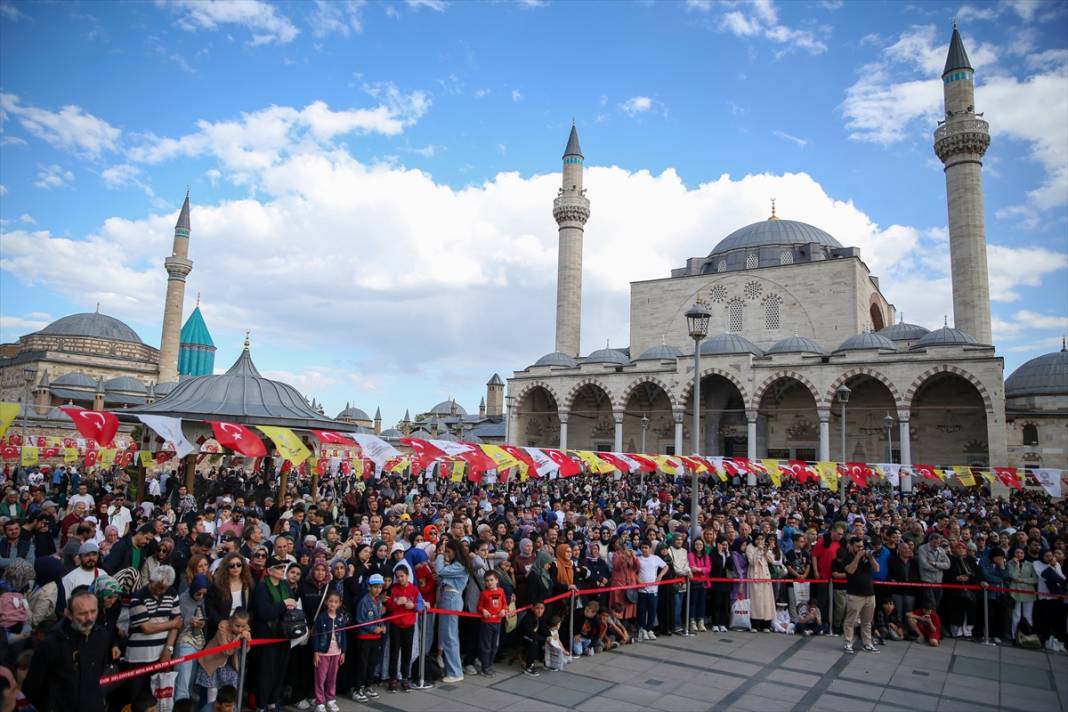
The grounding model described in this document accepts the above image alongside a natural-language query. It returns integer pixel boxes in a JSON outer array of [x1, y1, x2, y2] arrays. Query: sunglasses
[[228, 562, 244, 569], [252, 552, 267, 558]]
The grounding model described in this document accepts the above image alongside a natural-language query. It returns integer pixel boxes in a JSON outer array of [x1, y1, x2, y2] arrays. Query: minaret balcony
[[164, 255, 193, 281], [553, 194, 590, 226], [934, 117, 990, 161]]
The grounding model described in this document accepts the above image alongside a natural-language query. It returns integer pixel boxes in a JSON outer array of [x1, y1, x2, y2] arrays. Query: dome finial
[[95, 302, 100, 313], [1062, 335, 1066, 352], [768, 198, 779, 221], [196, 291, 201, 307], [243, 329, 250, 350], [944, 315, 949, 328]]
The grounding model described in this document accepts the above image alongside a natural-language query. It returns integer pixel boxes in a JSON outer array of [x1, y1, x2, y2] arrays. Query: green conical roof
[[180, 306, 214, 347]]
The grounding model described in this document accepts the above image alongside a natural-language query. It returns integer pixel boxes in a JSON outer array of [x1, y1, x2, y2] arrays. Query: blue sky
[[1, 0, 1066, 427]]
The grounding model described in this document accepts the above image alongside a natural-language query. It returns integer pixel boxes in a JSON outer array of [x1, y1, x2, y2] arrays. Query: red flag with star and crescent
[[500, 444, 538, 478], [207, 421, 267, 457], [625, 453, 659, 473], [993, 467, 1022, 490], [60, 406, 119, 447], [313, 430, 356, 447], [541, 448, 582, 477], [399, 438, 448, 469], [783, 460, 818, 483], [845, 462, 875, 488]]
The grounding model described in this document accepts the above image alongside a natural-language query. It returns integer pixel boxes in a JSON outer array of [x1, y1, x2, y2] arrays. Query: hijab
[[554, 543, 574, 587], [34, 555, 66, 614], [3, 559, 34, 593], [532, 550, 554, 590], [91, 574, 123, 601]]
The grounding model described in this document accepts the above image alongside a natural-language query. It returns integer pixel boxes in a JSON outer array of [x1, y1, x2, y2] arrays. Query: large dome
[[36, 312, 143, 344], [429, 400, 466, 416], [1005, 347, 1068, 398], [709, 219, 841, 258]]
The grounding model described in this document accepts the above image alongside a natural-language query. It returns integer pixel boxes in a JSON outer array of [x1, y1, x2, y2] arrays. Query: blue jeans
[[572, 636, 591, 656], [437, 590, 463, 678], [674, 590, 687, 629], [638, 592, 657, 631], [174, 641, 199, 701]]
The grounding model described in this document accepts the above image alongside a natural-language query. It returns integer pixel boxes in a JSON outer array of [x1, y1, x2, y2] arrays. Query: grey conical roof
[[563, 123, 582, 158], [176, 191, 191, 232], [878, 322, 930, 342], [487, 373, 504, 386], [374, 407, 381, 419], [943, 25, 972, 75]]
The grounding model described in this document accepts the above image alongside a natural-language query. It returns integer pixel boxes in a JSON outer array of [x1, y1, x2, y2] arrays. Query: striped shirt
[[125, 586, 180, 664]]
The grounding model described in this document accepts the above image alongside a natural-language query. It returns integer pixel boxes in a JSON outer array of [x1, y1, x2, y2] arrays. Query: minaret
[[486, 373, 504, 417], [158, 192, 194, 383], [373, 407, 382, 435], [553, 123, 590, 357], [934, 25, 992, 345]]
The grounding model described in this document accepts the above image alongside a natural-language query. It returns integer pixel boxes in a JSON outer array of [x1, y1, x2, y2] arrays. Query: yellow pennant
[[0, 402, 19, 439], [450, 460, 465, 482], [653, 455, 680, 475], [816, 461, 839, 492], [64, 447, 79, 463], [21, 446, 38, 467], [139, 450, 154, 467], [978, 469, 995, 483], [573, 450, 616, 475], [761, 459, 782, 487], [952, 465, 976, 487], [98, 448, 116, 467], [479, 444, 522, 472], [257, 426, 311, 466]]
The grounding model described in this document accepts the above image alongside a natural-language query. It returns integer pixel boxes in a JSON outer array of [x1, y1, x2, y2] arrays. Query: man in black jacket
[[102, 522, 157, 574], [24, 587, 111, 712]]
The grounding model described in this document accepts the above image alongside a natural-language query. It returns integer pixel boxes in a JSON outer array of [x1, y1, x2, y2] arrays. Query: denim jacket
[[434, 556, 470, 610], [355, 593, 386, 639], [311, 610, 347, 654]]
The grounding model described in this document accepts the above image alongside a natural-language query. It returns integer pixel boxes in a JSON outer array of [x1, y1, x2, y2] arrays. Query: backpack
[[1015, 618, 1041, 650], [0, 591, 29, 629]]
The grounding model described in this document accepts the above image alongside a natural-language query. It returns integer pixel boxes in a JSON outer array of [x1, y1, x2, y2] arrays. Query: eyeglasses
[[227, 562, 244, 569], [252, 552, 267, 558]]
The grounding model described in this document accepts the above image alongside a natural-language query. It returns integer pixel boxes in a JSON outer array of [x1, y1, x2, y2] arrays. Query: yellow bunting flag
[[816, 461, 839, 492], [978, 469, 995, 484], [64, 447, 79, 463], [952, 465, 976, 487], [653, 455, 680, 475], [21, 446, 38, 467], [98, 448, 116, 467], [573, 450, 616, 475], [0, 403, 18, 439], [139, 450, 154, 467], [450, 460, 465, 482], [257, 426, 311, 467], [761, 459, 782, 487], [480, 444, 522, 473]]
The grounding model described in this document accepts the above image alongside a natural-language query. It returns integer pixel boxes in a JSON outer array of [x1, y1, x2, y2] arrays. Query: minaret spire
[[934, 23, 992, 345], [158, 191, 194, 383], [553, 122, 591, 356]]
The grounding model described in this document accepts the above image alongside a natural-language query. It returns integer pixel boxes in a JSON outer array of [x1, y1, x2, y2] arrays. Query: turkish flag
[[207, 421, 267, 457], [155, 451, 174, 464], [597, 452, 633, 473], [845, 462, 872, 488], [62, 437, 74, 448], [84, 451, 98, 467], [42, 446, 61, 459], [280, 460, 293, 475], [399, 438, 447, 469], [993, 467, 1022, 490], [625, 453, 658, 473], [316, 458, 329, 475], [117, 451, 134, 467], [500, 444, 537, 475], [913, 464, 942, 481], [8, 435, 20, 447], [313, 430, 356, 446], [340, 460, 351, 475], [785, 460, 818, 483], [541, 448, 581, 477], [35, 436, 46, 448], [0, 446, 17, 461], [60, 406, 119, 447]]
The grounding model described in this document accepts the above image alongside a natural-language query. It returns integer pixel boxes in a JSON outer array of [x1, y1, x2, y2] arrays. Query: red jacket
[[477, 587, 507, 624], [384, 582, 419, 628]]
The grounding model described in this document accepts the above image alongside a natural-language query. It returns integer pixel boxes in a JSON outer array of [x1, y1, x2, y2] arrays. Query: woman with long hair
[[609, 537, 639, 627], [435, 538, 473, 683], [205, 551, 254, 638], [181, 554, 210, 594], [688, 537, 711, 631]]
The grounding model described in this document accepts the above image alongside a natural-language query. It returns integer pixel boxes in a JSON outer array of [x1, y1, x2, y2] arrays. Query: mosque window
[[763, 294, 783, 330], [1022, 424, 1039, 446], [717, 259, 727, 273], [746, 253, 758, 269], [727, 298, 744, 333], [780, 250, 793, 265], [744, 281, 762, 300], [709, 284, 727, 303]]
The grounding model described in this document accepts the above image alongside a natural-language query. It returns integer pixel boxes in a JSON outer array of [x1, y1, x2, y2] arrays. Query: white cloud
[[34, 164, 74, 190], [474, 88, 491, 98], [167, 0, 299, 45], [1006, 336, 1065, 353], [693, 0, 828, 55], [406, 0, 446, 10], [0, 315, 51, 333], [619, 96, 654, 116], [518, 0, 549, 7], [511, 89, 523, 102], [307, 0, 364, 37], [0, 2, 25, 21], [17, 214, 35, 225], [205, 168, 222, 186], [0, 135, 27, 146], [410, 144, 438, 158], [772, 130, 808, 147], [1011, 309, 1068, 330], [101, 163, 143, 188], [0, 92, 120, 158], [0, 184, 6, 196]]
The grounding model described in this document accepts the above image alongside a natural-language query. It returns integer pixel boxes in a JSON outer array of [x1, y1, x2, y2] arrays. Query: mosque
[[505, 26, 1068, 479]]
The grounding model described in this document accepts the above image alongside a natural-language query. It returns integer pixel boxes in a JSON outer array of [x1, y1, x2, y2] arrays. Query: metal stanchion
[[234, 638, 249, 710], [568, 589, 576, 657], [681, 579, 695, 637], [827, 582, 834, 636], [413, 609, 434, 689], [981, 588, 996, 646]]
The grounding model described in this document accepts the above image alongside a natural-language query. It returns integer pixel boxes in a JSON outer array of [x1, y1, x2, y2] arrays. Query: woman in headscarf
[[550, 543, 576, 598], [98, 525, 120, 558], [370, 540, 390, 575], [91, 574, 125, 658], [526, 550, 555, 611], [2, 559, 34, 646], [609, 537, 639, 626], [655, 541, 677, 637], [583, 542, 611, 608], [511, 537, 537, 608], [174, 573, 210, 703], [29, 555, 65, 627]]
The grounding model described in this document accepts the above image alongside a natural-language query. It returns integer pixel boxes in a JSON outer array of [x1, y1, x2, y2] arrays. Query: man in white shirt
[[107, 493, 133, 537], [61, 541, 103, 600], [68, 483, 95, 512]]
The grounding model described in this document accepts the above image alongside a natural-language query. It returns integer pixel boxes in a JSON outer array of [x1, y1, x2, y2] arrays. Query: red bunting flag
[[597, 452, 634, 473], [60, 406, 119, 447], [399, 438, 448, 469], [0, 446, 18, 461], [313, 430, 356, 446], [207, 421, 267, 457], [993, 467, 1022, 490], [913, 464, 942, 481], [500, 444, 537, 476], [625, 454, 658, 473], [541, 448, 582, 477], [42, 446, 61, 459], [782, 460, 818, 483], [845, 462, 874, 488]]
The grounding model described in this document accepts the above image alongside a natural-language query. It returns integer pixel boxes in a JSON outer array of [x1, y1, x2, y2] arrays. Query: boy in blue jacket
[[352, 573, 387, 703]]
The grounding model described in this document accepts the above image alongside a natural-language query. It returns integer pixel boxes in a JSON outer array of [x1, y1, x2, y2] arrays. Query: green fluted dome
[[178, 306, 216, 377]]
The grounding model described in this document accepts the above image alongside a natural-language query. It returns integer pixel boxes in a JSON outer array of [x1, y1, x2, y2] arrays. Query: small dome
[[52, 372, 96, 389], [700, 333, 764, 356], [835, 332, 897, 353], [709, 219, 841, 258], [878, 322, 931, 341], [36, 312, 143, 344], [584, 348, 630, 365], [533, 351, 579, 368], [1005, 347, 1068, 398], [380, 428, 403, 438], [429, 400, 466, 416], [104, 376, 147, 393], [910, 326, 979, 350], [336, 406, 371, 421], [766, 335, 824, 355], [636, 344, 683, 361]]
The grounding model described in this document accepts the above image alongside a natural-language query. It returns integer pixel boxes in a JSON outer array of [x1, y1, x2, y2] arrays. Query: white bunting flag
[[350, 433, 401, 470], [136, 415, 196, 459]]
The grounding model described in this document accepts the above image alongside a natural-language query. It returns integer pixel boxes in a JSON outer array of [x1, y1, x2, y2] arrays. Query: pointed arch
[[904, 364, 993, 412], [752, 370, 823, 411], [682, 367, 751, 407], [618, 376, 679, 411], [511, 380, 562, 410], [825, 368, 905, 409], [563, 378, 616, 412]]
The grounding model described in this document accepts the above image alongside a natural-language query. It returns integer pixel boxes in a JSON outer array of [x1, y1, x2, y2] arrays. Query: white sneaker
[[464, 664, 479, 676], [441, 675, 464, 684], [314, 705, 326, 712], [647, 630, 657, 640], [297, 701, 312, 711], [637, 629, 647, 641], [326, 702, 340, 712]]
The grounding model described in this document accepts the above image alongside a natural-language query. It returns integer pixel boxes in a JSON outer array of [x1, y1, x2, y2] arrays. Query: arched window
[[717, 259, 727, 273], [1022, 424, 1039, 446], [780, 250, 794, 265], [746, 252, 758, 269], [727, 298, 744, 333], [763, 294, 783, 330]]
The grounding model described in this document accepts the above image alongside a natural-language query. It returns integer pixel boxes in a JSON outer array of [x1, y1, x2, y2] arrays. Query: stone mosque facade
[[506, 27, 1068, 479]]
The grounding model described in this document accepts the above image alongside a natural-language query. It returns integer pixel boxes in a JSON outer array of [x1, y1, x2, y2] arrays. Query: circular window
[[709, 285, 727, 303], [744, 281, 762, 300]]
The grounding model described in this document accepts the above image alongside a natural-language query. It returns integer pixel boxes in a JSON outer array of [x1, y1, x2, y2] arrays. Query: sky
[[1, 0, 1066, 429]]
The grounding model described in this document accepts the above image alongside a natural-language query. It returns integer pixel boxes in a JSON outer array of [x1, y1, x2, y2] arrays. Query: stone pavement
[[318, 631, 1068, 712]]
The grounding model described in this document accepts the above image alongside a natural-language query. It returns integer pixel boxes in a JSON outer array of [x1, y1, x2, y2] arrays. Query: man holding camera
[[842, 535, 880, 654]]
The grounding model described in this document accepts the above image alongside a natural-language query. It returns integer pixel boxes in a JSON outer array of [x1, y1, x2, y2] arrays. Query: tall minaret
[[934, 25, 992, 345], [553, 123, 590, 356], [158, 192, 194, 383]]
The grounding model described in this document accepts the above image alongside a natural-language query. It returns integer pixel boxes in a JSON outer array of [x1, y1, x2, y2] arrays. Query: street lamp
[[685, 303, 711, 543], [21, 365, 36, 451], [836, 385, 851, 503], [884, 413, 895, 464], [640, 413, 649, 495]]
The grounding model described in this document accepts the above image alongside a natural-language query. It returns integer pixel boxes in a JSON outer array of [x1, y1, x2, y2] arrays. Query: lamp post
[[836, 385, 851, 504], [884, 413, 895, 464], [640, 413, 649, 495], [21, 365, 36, 453], [685, 303, 711, 543]]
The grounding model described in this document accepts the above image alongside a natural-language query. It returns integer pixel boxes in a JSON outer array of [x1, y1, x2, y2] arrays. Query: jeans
[[1012, 600, 1034, 637], [173, 641, 199, 701], [637, 591, 657, 631], [572, 636, 591, 656], [673, 590, 686, 629], [691, 583, 706, 622], [479, 621, 501, 672], [437, 590, 464, 678]]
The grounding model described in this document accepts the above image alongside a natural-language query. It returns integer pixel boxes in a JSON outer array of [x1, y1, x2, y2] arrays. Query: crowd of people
[[0, 460, 1065, 712]]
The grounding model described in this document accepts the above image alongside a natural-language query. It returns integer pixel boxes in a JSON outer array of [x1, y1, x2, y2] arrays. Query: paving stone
[[942, 671, 998, 693], [672, 682, 734, 702], [936, 699, 999, 712], [950, 655, 999, 679], [748, 681, 808, 704], [548, 672, 614, 694], [999, 661, 1052, 689], [813, 693, 877, 712], [879, 687, 941, 712], [645, 693, 712, 711], [722, 692, 793, 711], [575, 697, 646, 712], [940, 681, 1000, 706], [599, 683, 666, 706], [828, 679, 887, 699], [766, 669, 822, 688], [999, 681, 1061, 710]]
